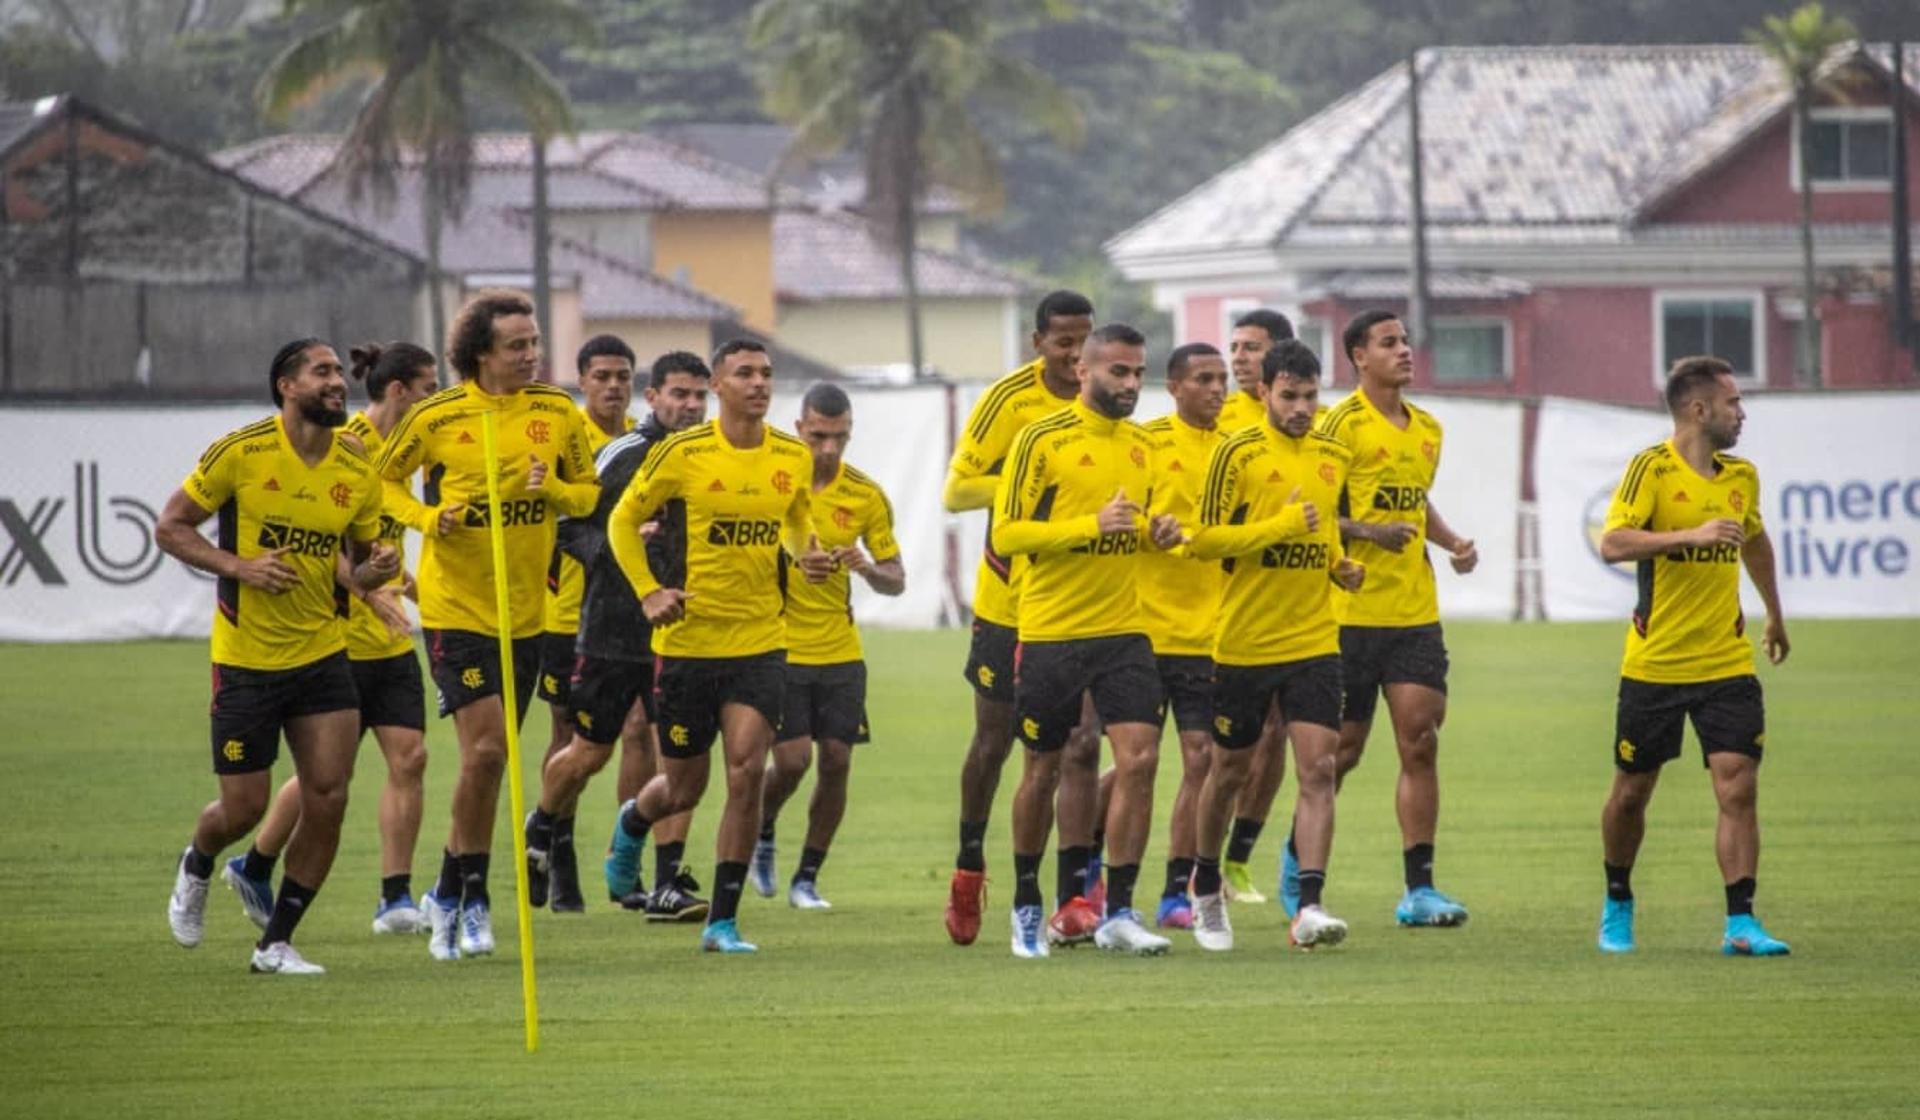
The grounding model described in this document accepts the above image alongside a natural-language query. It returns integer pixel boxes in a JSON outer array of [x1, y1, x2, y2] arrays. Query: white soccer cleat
[[371, 895, 426, 935], [169, 848, 210, 949], [787, 880, 832, 910], [458, 899, 495, 957], [250, 941, 326, 975], [1191, 891, 1234, 952], [1289, 904, 1349, 950], [1010, 904, 1050, 959], [1093, 909, 1172, 956], [421, 890, 461, 962]]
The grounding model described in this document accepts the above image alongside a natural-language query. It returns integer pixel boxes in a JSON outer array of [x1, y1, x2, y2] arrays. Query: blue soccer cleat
[[1155, 893, 1194, 930], [700, 918, 758, 954], [604, 800, 644, 902], [221, 856, 274, 931], [421, 889, 460, 962], [1278, 839, 1301, 919], [750, 839, 778, 899], [371, 893, 426, 935], [1396, 886, 1470, 927], [1722, 914, 1790, 957], [1010, 904, 1049, 959], [1597, 898, 1636, 953]]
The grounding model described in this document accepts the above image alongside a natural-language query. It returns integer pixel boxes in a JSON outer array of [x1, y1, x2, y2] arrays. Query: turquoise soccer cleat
[[1722, 914, 1790, 957], [1597, 898, 1636, 953], [701, 918, 759, 954], [1396, 886, 1470, 927]]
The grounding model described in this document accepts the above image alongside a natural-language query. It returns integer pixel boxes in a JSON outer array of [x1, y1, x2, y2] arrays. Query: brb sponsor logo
[[1, 463, 170, 587]]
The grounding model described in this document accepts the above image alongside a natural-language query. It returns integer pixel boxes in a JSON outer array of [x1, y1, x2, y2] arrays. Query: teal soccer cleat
[[1396, 886, 1470, 927], [1722, 914, 1790, 957], [701, 918, 759, 954], [1597, 898, 1635, 953]]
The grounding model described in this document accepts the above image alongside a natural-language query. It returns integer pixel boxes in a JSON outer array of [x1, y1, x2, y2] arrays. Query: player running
[[752, 383, 906, 910], [159, 338, 398, 974], [1595, 357, 1790, 956]]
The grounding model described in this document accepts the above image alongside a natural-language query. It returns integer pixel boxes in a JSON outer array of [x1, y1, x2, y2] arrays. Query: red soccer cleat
[[946, 869, 986, 945], [1047, 895, 1101, 947]]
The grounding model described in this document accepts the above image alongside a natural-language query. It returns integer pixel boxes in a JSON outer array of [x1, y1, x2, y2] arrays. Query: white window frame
[[1791, 106, 1894, 193], [1294, 318, 1335, 386], [1651, 290, 1767, 389], [1219, 297, 1261, 349], [1430, 316, 1512, 384]]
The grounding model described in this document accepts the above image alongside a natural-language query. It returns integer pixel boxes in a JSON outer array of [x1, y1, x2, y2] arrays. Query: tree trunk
[[425, 181, 447, 376], [1796, 90, 1821, 387], [532, 135, 553, 383]]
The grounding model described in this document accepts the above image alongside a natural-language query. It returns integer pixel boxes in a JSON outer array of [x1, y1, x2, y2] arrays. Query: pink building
[[1106, 44, 1920, 403]]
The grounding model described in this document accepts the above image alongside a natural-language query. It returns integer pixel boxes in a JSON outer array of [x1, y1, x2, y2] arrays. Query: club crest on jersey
[[1130, 446, 1146, 468], [526, 419, 551, 444], [1421, 440, 1437, 462], [832, 506, 855, 531], [1078, 453, 1097, 468], [329, 482, 353, 509], [772, 470, 793, 495], [1729, 491, 1745, 513], [1319, 463, 1337, 485]]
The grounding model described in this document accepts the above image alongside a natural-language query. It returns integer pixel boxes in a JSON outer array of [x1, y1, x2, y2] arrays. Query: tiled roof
[[1109, 43, 1920, 263], [0, 98, 56, 160], [1306, 270, 1533, 301], [773, 210, 1020, 300]]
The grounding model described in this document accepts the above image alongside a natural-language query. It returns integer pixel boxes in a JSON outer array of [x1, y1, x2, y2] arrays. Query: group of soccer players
[[157, 283, 1795, 973]]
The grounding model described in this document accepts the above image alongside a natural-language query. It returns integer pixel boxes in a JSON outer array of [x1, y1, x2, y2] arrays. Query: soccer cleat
[[250, 941, 325, 975], [945, 869, 986, 946], [1721, 914, 1791, 957], [1289, 904, 1349, 950], [523, 814, 551, 909], [1085, 852, 1105, 916], [700, 918, 758, 954], [168, 849, 210, 949], [1191, 891, 1233, 952], [643, 870, 710, 923], [1222, 859, 1267, 904], [421, 889, 460, 961], [458, 899, 495, 957], [1094, 909, 1172, 956], [604, 801, 644, 901], [1278, 841, 1302, 919], [1010, 904, 1050, 959], [1046, 896, 1101, 947], [750, 839, 778, 898], [788, 879, 832, 910], [1396, 886, 1470, 928], [548, 844, 586, 913], [1155, 894, 1194, 930], [1597, 898, 1636, 954], [221, 857, 274, 931], [371, 894, 426, 935]]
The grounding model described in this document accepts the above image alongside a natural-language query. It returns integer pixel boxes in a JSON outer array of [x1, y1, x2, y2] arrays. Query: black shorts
[[536, 630, 580, 705], [779, 660, 871, 745], [425, 628, 540, 722], [1614, 675, 1765, 773], [568, 655, 655, 746], [654, 651, 786, 759], [209, 652, 358, 775], [1211, 656, 1344, 748], [350, 651, 426, 733], [1155, 654, 1214, 734], [1340, 623, 1449, 724], [1014, 633, 1163, 753], [964, 618, 1017, 702]]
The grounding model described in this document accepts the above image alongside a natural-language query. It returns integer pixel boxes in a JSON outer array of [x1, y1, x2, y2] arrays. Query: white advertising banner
[[1, 389, 955, 642], [1535, 393, 1920, 620]]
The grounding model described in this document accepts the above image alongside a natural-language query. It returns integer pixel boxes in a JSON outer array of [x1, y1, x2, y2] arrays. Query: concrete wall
[[651, 211, 775, 332], [775, 296, 1016, 381], [583, 317, 713, 374]]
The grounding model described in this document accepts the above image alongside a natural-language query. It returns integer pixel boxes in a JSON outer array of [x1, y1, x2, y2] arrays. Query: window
[[1798, 110, 1893, 188], [1218, 298, 1259, 347], [1431, 319, 1509, 384], [1654, 293, 1764, 386], [1295, 320, 1334, 385]]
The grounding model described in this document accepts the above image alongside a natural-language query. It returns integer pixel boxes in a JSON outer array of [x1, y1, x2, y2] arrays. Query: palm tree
[[257, 0, 595, 364], [750, 0, 1083, 379], [1749, 2, 1858, 387]]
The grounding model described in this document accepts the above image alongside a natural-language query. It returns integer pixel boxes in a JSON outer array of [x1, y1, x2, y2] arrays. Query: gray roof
[[1109, 43, 1920, 263], [0, 99, 52, 160], [773, 210, 1020, 301], [1306, 271, 1533, 301]]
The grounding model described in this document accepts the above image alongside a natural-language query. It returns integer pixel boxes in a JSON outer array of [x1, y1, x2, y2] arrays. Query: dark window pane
[[1433, 323, 1505, 383], [1809, 120, 1845, 180], [1664, 300, 1709, 365], [1847, 120, 1892, 179], [1708, 300, 1755, 375]]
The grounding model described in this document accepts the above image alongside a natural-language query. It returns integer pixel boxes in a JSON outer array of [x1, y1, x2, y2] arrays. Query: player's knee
[[1397, 725, 1439, 768], [816, 747, 851, 784], [226, 784, 272, 829], [1296, 751, 1338, 797], [390, 742, 428, 787]]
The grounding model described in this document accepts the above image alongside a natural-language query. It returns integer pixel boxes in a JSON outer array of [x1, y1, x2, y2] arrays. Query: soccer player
[[1184, 341, 1364, 952], [1216, 308, 1294, 434], [158, 338, 398, 974], [605, 339, 831, 953], [218, 342, 439, 938], [525, 349, 710, 921], [943, 290, 1106, 949], [994, 323, 1170, 959], [752, 383, 906, 909], [531, 335, 637, 912], [1135, 342, 1228, 929], [1313, 310, 1478, 927], [376, 289, 600, 961], [1595, 357, 1790, 956]]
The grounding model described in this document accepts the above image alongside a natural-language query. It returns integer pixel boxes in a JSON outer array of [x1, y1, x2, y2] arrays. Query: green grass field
[[2, 621, 1917, 1118]]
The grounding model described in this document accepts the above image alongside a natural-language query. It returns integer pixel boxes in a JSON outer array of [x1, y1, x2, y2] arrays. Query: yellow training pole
[[481, 410, 540, 1054]]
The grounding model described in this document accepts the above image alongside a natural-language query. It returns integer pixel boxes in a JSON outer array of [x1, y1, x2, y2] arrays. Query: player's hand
[[638, 519, 661, 540], [642, 588, 689, 626], [1763, 616, 1790, 665], [1285, 487, 1321, 534], [832, 545, 875, 577], [400, 570, 419, 602], [364, 586, 411, 640], [1333, 556, 1366, 592], [1149, 513, 1187, 550], [1692, 519, 1745, 548], [1448, 537, 1478, 574], [797, 535, 834, 584], [526, 454, 548, 492], [234, 547, 298, 593], [1097, 488, 1141, 535], [1368, 521, 1419, 552], [355, 543, 401, 588], [433, 503, 465, 537]]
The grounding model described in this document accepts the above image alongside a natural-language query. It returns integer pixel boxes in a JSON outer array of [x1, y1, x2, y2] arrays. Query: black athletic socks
[[1107, 863, 1140, 915], [1226, 818, 1264, 863], [1193, 856, 1223, 897], [656, 840, 685, 887], [183, 845, 214, 879], [619, 803, 652, 840], [1725, 876, 1756, 917], [527, 807, 555, 851], [795, 846, 827, 885], [1163, 856, 1195, 899], [381, 873, 411, 905], [1013, 852, 1044, 909], [1057, 845, 1092, 903], [1404, 842, 1436, 891], [1605, 862, 1634, 902], [435, 849, 461, 901], [711, 861, 748, 922], [1297, 869, 1326, 910], [240, 846, 276, 882], [259, 877, 317, 948], [760, 820, 776, 844], [459, 852, 491, 906], [957, 821, 988, 872]]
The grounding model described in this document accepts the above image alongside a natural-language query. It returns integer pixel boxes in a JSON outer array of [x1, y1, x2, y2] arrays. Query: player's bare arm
[[1741, 530, 1790, 665], [1425, 503, 1477, 573], [1600, 519, 1745, 564], [155, 489, 298, 593]]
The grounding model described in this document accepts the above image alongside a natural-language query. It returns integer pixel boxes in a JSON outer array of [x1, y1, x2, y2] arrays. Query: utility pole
[[1890, 42, 1913, 362], [1407, 50, 1433, 356]]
